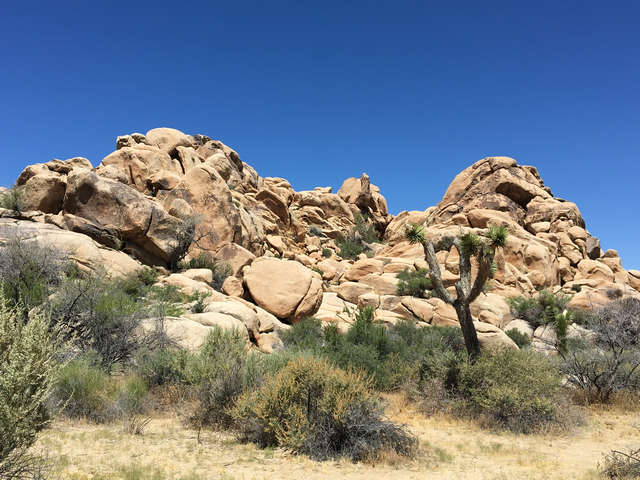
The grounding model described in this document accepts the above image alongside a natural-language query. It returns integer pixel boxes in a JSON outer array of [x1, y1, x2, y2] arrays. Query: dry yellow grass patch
[[34, 395, 639, 480]]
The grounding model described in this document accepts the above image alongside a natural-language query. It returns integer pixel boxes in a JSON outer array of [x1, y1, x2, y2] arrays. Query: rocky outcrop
[[4, 131, 639, 355]]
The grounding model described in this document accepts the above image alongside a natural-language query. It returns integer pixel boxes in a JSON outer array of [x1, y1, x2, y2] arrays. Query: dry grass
[[34, 393, 640, 480]]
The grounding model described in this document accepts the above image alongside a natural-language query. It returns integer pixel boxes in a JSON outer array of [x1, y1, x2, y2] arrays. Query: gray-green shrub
[[454, 348, 569, 433], [231, 355, 416, 461], [0, 297, 61, 479]]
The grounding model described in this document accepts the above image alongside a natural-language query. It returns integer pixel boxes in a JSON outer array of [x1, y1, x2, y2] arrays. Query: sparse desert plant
[[560, 297, 640, 403], [53, 353, 149, 423], [178, 252, 232, 291], [505, 328, 532, 349], [231, 355, 416, 462], [405, 224, 508, 358], [49, 273, 167, 369], [321, 248, 333, 258], [0, 186, 24, 213], [336, 212, 381, 260], [507, 289, 571, 328], [0, 296, 62, 479], [396, 267, 432, 298], [453, 348, 571, 433], [601, 445, 640, 479], [188, 327, 263, 430], [0, 238, 70, 314]]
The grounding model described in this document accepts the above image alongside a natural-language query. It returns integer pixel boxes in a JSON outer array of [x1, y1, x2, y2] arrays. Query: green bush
[[454, 349, 568, 433], [0, 186, 23, 212], [321, 248, 333, 258], [507, 290, 570, 328], [0, 297, 62, 479], [134, 348, 193, 386], [0, 238, 70, 313], [396, 268, 432, 298], [231, 355, 416, 461], [54, 353, 148, 423], [336, 235, 366, 260], [281, 308, 466, 392], [505, 329, 531, 348], [178, 253, 232, 291], [188, 327, 263, 429]]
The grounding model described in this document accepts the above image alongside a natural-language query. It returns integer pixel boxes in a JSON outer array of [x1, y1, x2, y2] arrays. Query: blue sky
[[1, 1, 638, 268]]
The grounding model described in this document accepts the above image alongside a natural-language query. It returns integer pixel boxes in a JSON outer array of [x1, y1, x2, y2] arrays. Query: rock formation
[[2, 129, 638, 351]]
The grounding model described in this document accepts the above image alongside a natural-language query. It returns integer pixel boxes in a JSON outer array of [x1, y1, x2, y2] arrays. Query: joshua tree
[[405, 224, 508, 359]]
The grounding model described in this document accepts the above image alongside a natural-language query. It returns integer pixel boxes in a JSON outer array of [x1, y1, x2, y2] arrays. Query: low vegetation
[[396, 267, 432, 297], [0, 295, 62, 479], [1, 236, 638, 478], [336, 212, 381, 260]]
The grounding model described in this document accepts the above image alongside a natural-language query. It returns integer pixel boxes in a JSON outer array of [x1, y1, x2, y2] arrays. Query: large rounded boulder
[[243, 257, 323, 322]]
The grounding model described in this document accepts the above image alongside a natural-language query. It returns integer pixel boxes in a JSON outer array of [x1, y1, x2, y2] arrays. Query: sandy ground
[[35, 396, 640, 480]]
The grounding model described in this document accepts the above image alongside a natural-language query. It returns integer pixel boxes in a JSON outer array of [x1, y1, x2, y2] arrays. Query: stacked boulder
[[2, 131, 639, 353]]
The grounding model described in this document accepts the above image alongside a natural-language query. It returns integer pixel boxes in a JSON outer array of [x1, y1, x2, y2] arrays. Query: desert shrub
[[505, 328, 532, 348], [0, 238, 70, 313], [178, 253, 232, 291], [282, 308, 466, 392], [0, 297, 61, 480], [54, 353, 148, 423], [49, 274, 167, 370], [0, 186, 24, 212], [335, 235, 366, 260], [335, 212, 381, 260], [321, 248, 333, 258], [49, 271, 177, 369], [188, 327, 264, 429], [280, 317, 325, 352], [231, 355, 416, 461], [507, 290, 571, 328], [561, 297, 640, 403], [453, 349, 568, 433], [396, 268, 432, 297], [308, 225, 324, 237], [601, 446, 640, 479], [133, 348, 193, 387]]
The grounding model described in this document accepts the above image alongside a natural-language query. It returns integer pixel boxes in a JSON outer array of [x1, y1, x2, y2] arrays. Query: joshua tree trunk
[[455, 302, 481, 359]]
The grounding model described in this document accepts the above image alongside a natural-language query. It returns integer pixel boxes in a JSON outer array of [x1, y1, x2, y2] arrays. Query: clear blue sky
[[1, 1, 638, 269]]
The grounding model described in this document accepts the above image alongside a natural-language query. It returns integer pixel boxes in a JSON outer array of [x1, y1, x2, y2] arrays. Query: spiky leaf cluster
[[404, 224, 426, 244]]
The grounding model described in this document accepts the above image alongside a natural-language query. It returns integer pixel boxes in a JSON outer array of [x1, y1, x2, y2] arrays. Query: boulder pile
[[2, 129, 638, 352]]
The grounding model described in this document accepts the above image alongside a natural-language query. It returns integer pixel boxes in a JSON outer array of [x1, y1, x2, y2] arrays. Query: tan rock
[[628, 270, 640, 292], [243, 257, 321, 321], [428, 298, 459, 326], [215, 243, 255, 276], [474, 321, 518, 351], [203, 301, 259, 339], [359, 273, 399, 295], [575, 259, 615, 285], [504, 319, 534, 338], [222, 276, 244, 297], [0, 218, 142, 277], [145, 127, 192, 156], [255, 306, 290, 333], [182, 312, 249, 339], [159, 274, 215, 296], [401, 297, 435, 323], [140, 317, 211, 351], [345, 258, 384, 281], [256, 332, 284, 353], [336, 281, 375, 304], [181, 268, 213, 284], [357, 292, 380, 309]]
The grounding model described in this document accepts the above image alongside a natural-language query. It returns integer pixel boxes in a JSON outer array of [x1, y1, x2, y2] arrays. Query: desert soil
[[35, 395, 639, 480]]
